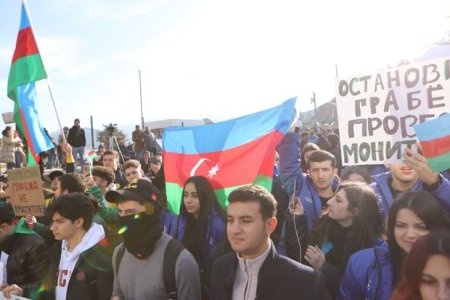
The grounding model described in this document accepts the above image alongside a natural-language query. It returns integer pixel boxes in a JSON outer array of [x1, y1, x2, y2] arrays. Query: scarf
[[118, 212, 162, 259]]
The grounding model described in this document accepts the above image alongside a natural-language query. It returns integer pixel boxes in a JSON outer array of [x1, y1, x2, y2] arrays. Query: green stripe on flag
[[428, 152, 450, 173], [165, 174, 273, 215], [7, 54, 47, 100]]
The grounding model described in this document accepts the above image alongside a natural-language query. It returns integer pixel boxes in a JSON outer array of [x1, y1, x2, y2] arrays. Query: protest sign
[[336, 56, 450, 165], [7, 166, 45, 216]]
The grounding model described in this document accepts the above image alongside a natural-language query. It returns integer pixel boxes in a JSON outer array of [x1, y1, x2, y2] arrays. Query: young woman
[[286, 181, 383, 298], [391, 231, 450, 300], [171, 176, 225, 293], [338, 191, 450, 300], [300, 143, 320, 173], [340, 165, 372, 184]]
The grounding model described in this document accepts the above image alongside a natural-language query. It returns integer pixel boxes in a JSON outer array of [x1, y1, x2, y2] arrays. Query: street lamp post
[[311, 92, 317, 123]]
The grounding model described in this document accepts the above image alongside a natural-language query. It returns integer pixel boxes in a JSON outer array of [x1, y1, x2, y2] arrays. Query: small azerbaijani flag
[[163, 98, 296, 214], [87, 149, 97, 161], [7, 1, 53, 166], [414, 113, 450, 172]]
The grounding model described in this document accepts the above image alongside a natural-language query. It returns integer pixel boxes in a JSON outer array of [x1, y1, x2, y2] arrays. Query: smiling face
[[183, 182, 201, 219], [420, 254, 450, 300], [394, 208, 430, 253]]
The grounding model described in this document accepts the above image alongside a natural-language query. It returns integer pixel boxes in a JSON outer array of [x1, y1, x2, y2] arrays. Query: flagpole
[[46, 81, 66, 144], [22, 0, 66, 144]]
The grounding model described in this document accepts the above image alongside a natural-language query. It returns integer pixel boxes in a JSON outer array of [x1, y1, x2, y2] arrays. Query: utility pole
[[90, 115, 94, 149], [311, 92, 317, 123], [139, 70, 144, 128]]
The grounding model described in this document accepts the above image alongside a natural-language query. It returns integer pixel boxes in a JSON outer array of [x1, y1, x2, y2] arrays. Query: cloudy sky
[[0, 0, 448, 132]]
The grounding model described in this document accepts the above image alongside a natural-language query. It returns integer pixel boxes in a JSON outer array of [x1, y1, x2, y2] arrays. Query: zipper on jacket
[[243, 259, 250, 300]]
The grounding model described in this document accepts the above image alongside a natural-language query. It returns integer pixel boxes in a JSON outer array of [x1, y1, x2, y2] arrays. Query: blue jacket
[[337, 244, 393, 300], [370, 172, 450, 220], [171, 209, 225, 271], [279, 132, 339, 230], [161, 209, 177, 234]]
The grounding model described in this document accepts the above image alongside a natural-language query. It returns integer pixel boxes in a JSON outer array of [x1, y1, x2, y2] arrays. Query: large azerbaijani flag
[[163, 98, 297, 214], [7, 2, 53, 165], [414, 113, 450, 172]]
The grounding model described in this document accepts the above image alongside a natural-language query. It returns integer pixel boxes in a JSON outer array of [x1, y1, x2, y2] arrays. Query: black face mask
[[118, 212, 162, 259]]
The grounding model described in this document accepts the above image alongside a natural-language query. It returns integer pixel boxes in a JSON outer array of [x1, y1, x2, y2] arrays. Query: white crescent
[[190, 158, 210, 176]]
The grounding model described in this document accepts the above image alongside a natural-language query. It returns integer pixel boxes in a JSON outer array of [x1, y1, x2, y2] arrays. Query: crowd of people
[[0, 118, 448, 300]]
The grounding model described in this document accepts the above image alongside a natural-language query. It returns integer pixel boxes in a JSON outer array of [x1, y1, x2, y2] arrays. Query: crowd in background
[[0, 118, 448, 300]]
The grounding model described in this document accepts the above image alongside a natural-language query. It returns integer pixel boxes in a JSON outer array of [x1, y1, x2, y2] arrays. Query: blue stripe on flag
[[163, 98, 297, 154], [414, 113, 450, 142]]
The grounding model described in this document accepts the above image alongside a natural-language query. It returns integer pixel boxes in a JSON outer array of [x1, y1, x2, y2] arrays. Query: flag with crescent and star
[[163, 98, 297, 214]]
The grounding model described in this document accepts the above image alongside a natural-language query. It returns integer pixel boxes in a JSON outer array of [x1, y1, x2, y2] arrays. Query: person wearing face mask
[[105, 179, 201, 300], [391, 231, 450, 300], [338, 191, 450, 300]]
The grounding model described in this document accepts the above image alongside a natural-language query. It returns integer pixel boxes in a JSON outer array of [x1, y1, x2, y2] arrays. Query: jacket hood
[[62, 223, 105, 262]]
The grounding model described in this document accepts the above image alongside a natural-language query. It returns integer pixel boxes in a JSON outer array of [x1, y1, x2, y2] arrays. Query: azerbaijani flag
[[414, 113, 450, 172], [163, 98, 296, 214], [87, 149, 97, 161], [7, 2, 53, 165]]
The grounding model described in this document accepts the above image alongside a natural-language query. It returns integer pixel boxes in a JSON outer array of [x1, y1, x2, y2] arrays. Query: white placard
[[336, 56, 450, 165]]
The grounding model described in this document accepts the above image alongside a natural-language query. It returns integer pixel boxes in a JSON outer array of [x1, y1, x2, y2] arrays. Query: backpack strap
[[115, 244, 126, 273], [163, 238, 185, 300]]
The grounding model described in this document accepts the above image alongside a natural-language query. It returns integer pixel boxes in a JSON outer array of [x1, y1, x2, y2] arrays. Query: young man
[[92, 166, 116, 196], [371, 148, 450, 219], [122, 159, 144, 183], [106, 179, 201, 300], [279, 130, 339, 229], [210, 185, 329, 300], [0, 203, 47, 299], [67, 118, 86, 171], [102, 150, 127, 187], [3, 193, 113, 299]]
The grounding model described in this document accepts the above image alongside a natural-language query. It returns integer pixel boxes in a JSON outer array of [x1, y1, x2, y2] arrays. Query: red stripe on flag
[[11, 27, 39, 64], [420, 134, 450, 158], [19, 108, 38, 160], [163, 130, 283, 189]]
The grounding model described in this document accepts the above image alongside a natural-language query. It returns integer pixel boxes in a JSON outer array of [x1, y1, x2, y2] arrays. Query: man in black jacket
[[210, 185, 330, 300], [0, 203, 47, 299], [67, 118, 86, 172]]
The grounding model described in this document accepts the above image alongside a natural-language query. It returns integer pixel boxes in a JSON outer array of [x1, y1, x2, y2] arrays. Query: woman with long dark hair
[[391, 231, 450, 300], [286, 181, 383, 298], [171, 176, 225, 295], [338, 191, 450, 300]]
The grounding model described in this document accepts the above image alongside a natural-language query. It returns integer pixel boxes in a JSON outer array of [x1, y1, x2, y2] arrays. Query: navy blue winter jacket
[[337, 244, 394, 300], [370, 171, 450, 220]]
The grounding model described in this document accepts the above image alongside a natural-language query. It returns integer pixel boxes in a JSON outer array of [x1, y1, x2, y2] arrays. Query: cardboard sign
[[336, 56, 450, 165], [7, 166, 45, 216]]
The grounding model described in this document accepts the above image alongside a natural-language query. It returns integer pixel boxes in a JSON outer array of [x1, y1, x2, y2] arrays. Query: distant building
[[300, 98, 337, 127]]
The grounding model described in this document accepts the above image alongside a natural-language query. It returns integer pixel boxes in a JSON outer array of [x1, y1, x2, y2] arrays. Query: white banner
[[336, 56, 450, 165]]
